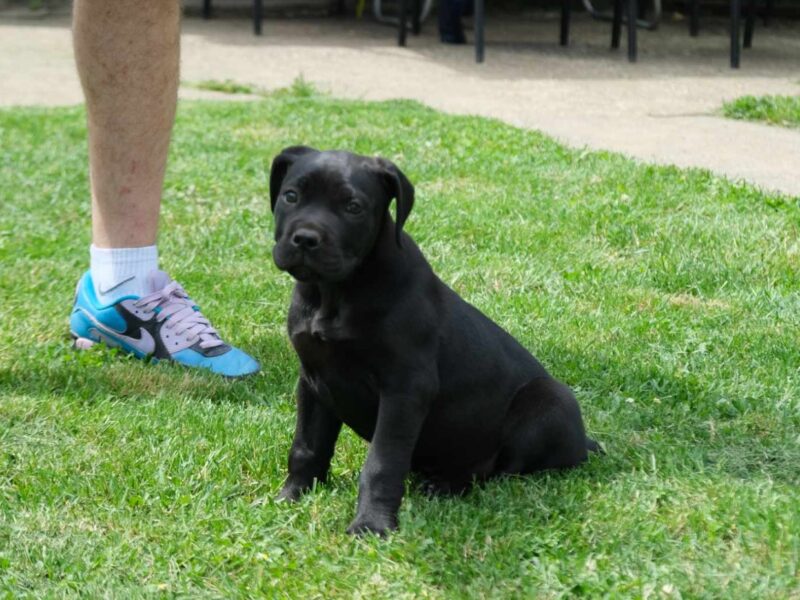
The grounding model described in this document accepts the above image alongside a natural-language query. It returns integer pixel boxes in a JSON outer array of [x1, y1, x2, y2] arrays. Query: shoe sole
[[71, 331, 159, 363], [70, 332, 258, 380], [72, 335, 96, 351]]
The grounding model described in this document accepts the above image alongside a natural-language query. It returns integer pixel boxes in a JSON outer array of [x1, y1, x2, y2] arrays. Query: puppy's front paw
[[346, 513, 397, 537]]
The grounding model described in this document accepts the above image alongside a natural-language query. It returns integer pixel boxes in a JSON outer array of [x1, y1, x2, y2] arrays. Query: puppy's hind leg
[[494, 377, 599, 475]]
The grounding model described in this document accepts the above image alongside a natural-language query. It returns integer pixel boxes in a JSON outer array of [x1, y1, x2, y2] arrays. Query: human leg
[[70, 0, 259, 377]]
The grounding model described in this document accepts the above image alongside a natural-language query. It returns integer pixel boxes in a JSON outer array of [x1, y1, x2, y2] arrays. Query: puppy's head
[[269, 146, 414, 283]]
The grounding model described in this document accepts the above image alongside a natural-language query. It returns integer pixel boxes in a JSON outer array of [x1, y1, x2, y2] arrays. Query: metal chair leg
[[611, 0, 622, 49], [744, 0, 756, 48], [731, 0, 741, 67], [626, 0, 637, 61], [475, 0, 485, 63], [253, 0, 263, 34], [560, 0, 571, 46], [689, 0, 699, 36], [203, 0, 212, 19], [398, 0, 408, 46], [764, 0, 773, 25]]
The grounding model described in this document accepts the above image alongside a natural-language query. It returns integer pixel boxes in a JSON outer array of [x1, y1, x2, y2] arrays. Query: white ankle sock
[[90, 244, 158, 304]]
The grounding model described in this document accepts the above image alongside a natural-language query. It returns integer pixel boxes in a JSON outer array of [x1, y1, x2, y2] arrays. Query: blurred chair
[[397, 0, 641, 64], [610, 0, 641, 62], [397, 0, 425, 45], [202, 0, 264, 35], [688, 0, 773, 68]]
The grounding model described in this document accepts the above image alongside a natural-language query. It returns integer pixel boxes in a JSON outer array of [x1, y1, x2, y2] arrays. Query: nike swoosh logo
[[82, 309, 156, 355], [98, 275, 135, 296]]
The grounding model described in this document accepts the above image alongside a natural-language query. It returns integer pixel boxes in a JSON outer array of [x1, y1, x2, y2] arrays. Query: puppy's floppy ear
[[270, 146, 317, 212], [375, 157, 415, 247]]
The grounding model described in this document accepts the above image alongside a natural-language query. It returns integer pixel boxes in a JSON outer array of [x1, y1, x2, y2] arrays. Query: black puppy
[[271, 146, 600, 535]]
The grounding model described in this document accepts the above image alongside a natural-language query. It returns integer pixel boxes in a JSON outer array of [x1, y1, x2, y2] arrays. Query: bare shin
[[73, 0, 180, 248]]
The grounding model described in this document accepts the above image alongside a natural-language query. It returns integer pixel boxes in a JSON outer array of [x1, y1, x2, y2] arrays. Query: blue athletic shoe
[[70, 270, 260, 378]]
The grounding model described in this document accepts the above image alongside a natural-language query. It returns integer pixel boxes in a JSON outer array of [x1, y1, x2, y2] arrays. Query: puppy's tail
[[586, 437, 605, 455]]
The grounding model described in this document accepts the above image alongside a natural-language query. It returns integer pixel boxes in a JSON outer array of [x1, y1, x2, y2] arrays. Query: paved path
[[2, 9, 798, 196]]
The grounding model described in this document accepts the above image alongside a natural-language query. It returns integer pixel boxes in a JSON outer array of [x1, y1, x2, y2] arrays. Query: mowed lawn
[[722, 94, 800, 128], [1, 87, 799, 598]]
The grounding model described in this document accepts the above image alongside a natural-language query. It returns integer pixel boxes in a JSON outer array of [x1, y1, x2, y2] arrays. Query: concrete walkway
[[1, 8, 798, 196]]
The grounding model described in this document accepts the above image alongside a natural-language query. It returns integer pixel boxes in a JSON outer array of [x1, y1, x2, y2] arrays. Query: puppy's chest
[[289, 298, 360, 344], [290, 322, 378, 378], [289, 301, 383, 435]]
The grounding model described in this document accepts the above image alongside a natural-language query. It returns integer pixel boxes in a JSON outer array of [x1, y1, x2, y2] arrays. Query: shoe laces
[[134, 281, 225, 349]]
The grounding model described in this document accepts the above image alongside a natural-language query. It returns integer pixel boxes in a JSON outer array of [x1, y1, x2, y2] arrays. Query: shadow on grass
[[0, 336, 295, 408], [3, 335, 796, 491]]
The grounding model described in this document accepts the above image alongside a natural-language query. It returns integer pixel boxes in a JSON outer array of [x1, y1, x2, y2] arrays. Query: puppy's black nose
[[291, 229, 321, 250]]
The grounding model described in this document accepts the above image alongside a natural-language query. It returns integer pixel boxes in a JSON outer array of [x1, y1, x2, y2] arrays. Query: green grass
[[722, 94, 800, 128], [2, 86, 799, 598], [188, 79, 262, 96], [186, 77, 317, 99]]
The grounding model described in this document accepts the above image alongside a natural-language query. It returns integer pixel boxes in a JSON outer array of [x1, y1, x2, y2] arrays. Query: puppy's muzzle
[[274, 225, 347, 282]]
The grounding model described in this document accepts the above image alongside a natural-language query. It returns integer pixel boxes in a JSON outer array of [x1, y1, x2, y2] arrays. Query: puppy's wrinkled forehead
[[286, 152, 384, 201]]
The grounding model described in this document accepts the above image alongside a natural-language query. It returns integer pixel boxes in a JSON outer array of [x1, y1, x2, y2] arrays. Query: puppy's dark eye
[[284, 191, 298, 204], [345, 200, 362, 215]]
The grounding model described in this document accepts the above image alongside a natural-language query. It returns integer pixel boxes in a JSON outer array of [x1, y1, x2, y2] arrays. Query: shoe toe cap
[[172, 346, 260, 378], [213, 347, 261, 378]]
